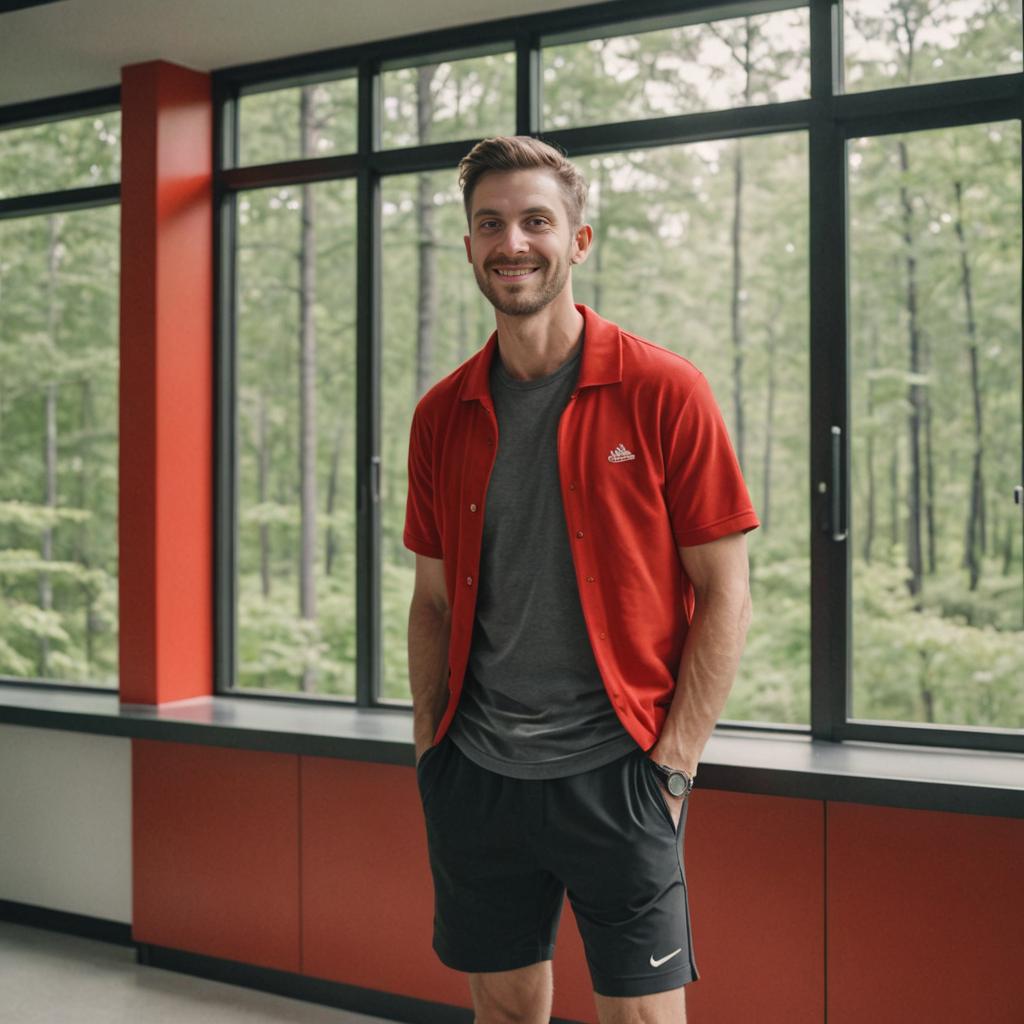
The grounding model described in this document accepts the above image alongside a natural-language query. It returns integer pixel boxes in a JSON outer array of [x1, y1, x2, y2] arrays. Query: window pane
[[543, 9, 809, 129], [234, 180, 357, 698], [380, 170, 493, 701], [0, 112, 120, 199], [843, 0, 1023, 92], [572, 136, 810, 725], [379, 53, 515, 149], [238, 79, 357, 166], [0, 206, 120, 686], [848, 121, 1024, 730]]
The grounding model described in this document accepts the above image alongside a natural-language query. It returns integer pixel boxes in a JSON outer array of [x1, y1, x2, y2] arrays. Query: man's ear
[[570, 223, 594, 266], [464, 235, 472, 264]]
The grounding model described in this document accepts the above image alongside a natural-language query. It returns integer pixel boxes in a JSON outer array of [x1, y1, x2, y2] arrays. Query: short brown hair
[[458, 136, 589, 229]]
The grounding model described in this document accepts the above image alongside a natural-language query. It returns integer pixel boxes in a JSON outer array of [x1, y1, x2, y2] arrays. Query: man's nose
[[497, 223, 530, 256]]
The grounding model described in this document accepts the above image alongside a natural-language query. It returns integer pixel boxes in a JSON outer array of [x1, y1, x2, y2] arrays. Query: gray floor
[[0, 920, 395, 1024]]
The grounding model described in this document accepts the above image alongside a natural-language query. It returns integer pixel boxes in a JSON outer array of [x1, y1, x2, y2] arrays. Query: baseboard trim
[[0, 898, 132, 946], [138, 943, 585, 1024]]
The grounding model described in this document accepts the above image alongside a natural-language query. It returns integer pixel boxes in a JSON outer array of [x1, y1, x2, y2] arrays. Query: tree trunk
[[324, 416, 346, 577], [592, 161, 607, 314], [728, 22, 753, 473], [1001, 516, 1015, 577], [258, 392, 271, 600], [39, 213, 62, 677], [918, 650, 935, 724], [898, 139, 923, 604], [760, 319, 778, 533], [730, 137, 746, 473], [953, 179, 985, 591], [298, 85, 319, 693], [863, 322, 879, 564], [77, 378, 98, 670], [415, 64, 439, 400], [922, 329, 936, 576], [890, 447, 900, 550]]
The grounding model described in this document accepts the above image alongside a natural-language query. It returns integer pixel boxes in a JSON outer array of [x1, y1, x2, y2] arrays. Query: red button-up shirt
[[404, 304, 759, 751]]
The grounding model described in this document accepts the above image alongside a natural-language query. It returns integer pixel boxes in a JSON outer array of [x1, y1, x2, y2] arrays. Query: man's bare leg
[[594, 986, 687, 1024], [468, 961, 553, 1024]]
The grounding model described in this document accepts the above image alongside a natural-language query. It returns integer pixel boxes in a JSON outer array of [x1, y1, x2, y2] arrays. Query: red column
[[119, 61, 213, 705]]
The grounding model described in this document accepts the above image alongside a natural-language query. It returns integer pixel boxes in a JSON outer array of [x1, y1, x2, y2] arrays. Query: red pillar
[[119, 61, 213, 705]]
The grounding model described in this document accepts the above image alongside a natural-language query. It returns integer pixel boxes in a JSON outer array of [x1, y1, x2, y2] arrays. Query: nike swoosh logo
[[650, 948, 682, 968]]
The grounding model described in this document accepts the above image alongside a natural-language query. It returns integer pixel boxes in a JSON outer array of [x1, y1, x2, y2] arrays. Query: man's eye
[[528, 218, 549, 227]]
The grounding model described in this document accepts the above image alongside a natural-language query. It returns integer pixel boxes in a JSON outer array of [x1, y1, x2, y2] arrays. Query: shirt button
[[586, 576, 595, 583], [575, 530, 583, 539], [465, 576, 473, 586], [599, 631, 607, 639], [470, 503, 478, 512], [569, 482, 576, 491]]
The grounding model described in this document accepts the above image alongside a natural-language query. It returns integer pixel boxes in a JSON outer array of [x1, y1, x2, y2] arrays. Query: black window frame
[[211, 0, 1019, 755]]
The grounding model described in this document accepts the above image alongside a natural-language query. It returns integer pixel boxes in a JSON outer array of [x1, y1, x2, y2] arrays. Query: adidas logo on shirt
[[608, 443, 636, 463]]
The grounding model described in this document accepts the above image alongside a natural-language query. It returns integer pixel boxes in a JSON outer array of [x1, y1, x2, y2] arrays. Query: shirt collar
[[458, 304, 623, 404]]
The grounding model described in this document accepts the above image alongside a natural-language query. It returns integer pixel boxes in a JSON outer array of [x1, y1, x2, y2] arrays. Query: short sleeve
[[663, 373, 760, 548], [403, 405, 444, 559]]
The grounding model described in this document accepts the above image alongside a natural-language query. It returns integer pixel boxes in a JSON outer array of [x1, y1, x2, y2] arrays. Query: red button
[[576, 531, 583, 539], [465, 577, 473, 586]]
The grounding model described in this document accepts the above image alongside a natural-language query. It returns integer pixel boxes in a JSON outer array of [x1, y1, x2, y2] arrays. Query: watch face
[[667, 773, 688, 797]]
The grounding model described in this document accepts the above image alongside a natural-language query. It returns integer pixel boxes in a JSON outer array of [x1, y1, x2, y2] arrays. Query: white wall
[[0, 724, 131, 923]]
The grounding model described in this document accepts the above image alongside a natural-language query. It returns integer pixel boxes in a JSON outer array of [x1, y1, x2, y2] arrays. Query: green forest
[[1, 1, 1021, 734]]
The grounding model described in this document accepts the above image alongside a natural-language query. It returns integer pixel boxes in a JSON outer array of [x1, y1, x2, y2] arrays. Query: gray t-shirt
[[448, 336, 636, 779]]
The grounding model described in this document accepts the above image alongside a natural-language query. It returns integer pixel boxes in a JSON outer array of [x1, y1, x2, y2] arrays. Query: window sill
[[1, 683, 1020, 819]]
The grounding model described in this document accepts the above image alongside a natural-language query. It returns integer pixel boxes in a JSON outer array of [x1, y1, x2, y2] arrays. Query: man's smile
[[493, 267, 539, 279]]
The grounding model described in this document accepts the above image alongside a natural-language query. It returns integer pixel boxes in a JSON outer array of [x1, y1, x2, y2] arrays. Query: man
[[404, 136, 758, 1024]]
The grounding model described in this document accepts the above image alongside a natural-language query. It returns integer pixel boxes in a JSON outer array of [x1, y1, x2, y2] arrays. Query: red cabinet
[[132, 740, 301, 972], [827, 803, 1024, 1024], [132, 741, 1023, 1023]]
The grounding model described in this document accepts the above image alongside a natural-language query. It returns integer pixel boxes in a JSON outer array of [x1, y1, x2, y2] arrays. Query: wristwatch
[[650, 761, 695, 798]]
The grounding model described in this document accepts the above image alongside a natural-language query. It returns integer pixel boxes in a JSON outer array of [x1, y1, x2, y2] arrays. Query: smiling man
[[405, 136, 759, 1024]]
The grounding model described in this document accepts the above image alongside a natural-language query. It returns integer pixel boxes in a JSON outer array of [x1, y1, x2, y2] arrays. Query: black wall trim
[[0, 899, 133, 946], [137, 942, 586, 1024]]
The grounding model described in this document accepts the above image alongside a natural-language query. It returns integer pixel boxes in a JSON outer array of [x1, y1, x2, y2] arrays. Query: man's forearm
[[408, 596, 452, 756], [651, 584, 752, 776]]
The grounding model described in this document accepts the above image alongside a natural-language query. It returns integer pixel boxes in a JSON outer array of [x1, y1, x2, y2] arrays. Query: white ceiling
[[1, 0, 597, 108]]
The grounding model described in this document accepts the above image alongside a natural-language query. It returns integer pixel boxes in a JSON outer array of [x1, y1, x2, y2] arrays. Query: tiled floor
[[0, 920, 394, 1024]]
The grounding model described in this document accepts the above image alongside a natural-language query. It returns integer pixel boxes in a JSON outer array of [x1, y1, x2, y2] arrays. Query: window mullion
[[356, 59, 382, 708], [809, 0, 849, 741]]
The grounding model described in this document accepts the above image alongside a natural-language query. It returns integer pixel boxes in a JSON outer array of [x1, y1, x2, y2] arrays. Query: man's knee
[[469, 961, 553, 1024], [593, 985, 687, 1024]]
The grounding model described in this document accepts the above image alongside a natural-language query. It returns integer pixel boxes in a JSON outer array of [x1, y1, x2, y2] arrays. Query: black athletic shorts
[[415, 735, 699, 997]]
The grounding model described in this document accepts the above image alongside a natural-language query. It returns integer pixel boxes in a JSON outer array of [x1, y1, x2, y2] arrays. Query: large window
[[848, 121, 1022, 730], [216, 0, 1023, 754], [0, 104, 121, 688], [235, 178, 357, 698]]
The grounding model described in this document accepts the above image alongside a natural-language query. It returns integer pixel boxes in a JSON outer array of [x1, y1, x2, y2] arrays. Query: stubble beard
[[472, 248, 572, 318]]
